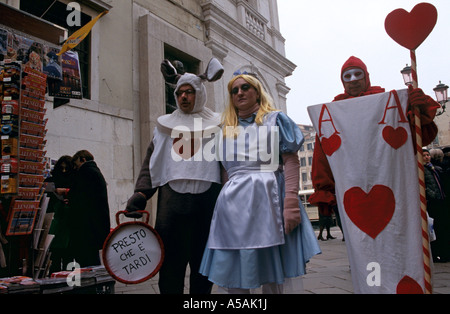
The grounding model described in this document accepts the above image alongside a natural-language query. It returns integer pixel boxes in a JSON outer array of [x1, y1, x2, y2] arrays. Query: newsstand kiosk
[[0, 5, 115, 291]]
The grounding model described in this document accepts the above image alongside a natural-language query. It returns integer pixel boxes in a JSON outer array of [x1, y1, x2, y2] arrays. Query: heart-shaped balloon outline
[[385, 3, 438, 50], [343, 185, 395, 239], [382, 126, 408, 149]]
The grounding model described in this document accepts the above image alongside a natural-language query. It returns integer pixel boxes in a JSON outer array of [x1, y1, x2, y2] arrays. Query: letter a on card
[[378, 91, 409, 150], [318, 104, 341, 156]]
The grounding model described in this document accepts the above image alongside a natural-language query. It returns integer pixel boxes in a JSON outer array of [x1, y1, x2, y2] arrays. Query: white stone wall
[[41, 0, 295, 227], [434, 102, 450, 147], [44, 100, 134, 226]]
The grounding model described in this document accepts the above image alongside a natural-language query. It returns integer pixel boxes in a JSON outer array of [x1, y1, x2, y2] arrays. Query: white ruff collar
[[156, 107, 221, 137]]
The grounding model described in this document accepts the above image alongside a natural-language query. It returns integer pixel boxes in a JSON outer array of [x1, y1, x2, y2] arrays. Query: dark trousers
[[155, 183, 221, 294]]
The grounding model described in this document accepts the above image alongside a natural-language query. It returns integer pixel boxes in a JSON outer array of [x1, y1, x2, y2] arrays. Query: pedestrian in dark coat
[[67, 150, 111, 267], [46, 155, 74, 272], [423, 149, 450, 262]]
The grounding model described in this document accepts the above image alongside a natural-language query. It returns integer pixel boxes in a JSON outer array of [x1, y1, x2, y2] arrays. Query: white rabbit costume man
[[125, 59, 224, 294]]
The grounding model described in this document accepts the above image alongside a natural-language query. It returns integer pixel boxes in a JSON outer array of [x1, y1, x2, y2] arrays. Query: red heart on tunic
[[321, 133, 341, 156], [396, 276, 424, 294], [382, 126, 408, 149], [173, 137, 201, 159], [343, 185, 395, 239], [385, 3, 438, 50]]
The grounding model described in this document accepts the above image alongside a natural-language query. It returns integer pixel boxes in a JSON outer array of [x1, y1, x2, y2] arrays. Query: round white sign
[[103, 222, 164, 284]]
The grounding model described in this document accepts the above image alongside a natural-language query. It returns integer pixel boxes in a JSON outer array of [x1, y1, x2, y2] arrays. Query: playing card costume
[[125, 59, 224, 294], [308, 56, 439, 293], [310, 56, 438, 215], [200, 74, 320, 292]]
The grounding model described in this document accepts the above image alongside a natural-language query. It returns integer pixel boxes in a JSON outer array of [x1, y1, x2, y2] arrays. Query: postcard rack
[[0, 61, 50, 278]]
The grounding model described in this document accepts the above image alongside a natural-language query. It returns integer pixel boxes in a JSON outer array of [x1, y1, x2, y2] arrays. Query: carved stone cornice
[[201, 0, 295, 77]]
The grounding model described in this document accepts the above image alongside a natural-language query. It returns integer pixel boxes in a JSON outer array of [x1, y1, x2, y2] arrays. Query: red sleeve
[[309, 135, 336, 207]]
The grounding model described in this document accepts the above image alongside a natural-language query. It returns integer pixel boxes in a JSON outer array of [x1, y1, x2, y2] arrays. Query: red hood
[[340, 56, 371, 90], [334, 56, 385, 101]]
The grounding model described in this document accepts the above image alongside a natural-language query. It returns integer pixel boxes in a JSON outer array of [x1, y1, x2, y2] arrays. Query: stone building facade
[[297, 124, 315, 191], [0, 0, 295, 225], [433, 101, 450, 148]]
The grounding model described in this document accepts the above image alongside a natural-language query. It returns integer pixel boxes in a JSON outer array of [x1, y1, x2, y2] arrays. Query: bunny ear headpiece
[[157, 58, 224, 136], [160, 59, 181, 87], [198, 58, 224, 82]]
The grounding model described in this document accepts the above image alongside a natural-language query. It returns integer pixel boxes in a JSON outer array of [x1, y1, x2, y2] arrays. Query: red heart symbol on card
[[396, 276, 423, 294], [173, 137, 201, 159], [382, 126, 408, 149], [343, 185, 395, 239], [385, 3, 438, 50], [321, 133, 341, 156]]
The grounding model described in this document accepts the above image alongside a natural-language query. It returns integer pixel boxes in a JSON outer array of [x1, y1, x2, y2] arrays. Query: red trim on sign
[[102, 219, 165, 285]]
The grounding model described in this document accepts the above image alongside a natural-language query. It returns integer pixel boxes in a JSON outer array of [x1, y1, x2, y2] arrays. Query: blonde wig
[[222, 74, 278, 138]]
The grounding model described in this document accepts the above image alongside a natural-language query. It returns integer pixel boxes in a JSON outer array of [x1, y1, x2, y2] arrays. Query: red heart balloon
[[321, 133, 341, 157], [385, 3, 437, 50], [382, 126, 408, 149], [343, 185, 395, 239]]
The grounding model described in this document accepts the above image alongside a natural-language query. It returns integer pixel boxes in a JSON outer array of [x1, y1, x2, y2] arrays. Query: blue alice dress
[[199, 111, 321, 289]]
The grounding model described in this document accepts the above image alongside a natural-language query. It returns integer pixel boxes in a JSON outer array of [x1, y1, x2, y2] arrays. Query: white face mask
[[342, 68, 365, 82]]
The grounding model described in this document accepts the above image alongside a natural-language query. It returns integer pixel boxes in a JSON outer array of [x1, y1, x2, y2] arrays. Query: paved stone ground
[[114, 227, 450, 294]]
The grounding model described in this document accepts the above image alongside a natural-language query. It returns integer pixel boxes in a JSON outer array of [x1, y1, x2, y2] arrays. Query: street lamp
[[400, 64, 448, 116], [401, 64, 413, 86], [433, 81, 448, 116]]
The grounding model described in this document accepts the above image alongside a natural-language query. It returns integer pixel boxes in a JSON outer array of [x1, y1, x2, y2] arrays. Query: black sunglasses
[[230, 84, 253, 95]]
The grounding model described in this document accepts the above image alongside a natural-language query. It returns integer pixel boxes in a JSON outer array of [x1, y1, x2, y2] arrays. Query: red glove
[[407, 85, 440, 125], [408, 86, 427, 106]]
